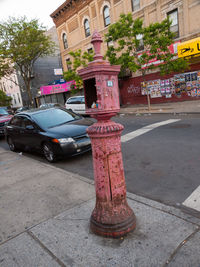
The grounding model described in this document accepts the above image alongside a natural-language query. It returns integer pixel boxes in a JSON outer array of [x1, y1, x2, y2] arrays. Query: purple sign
[[40, 80, 75, 95]]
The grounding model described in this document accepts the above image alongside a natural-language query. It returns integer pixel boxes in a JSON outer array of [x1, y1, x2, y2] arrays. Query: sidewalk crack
[[27, 230, 66, 267], [163, 226, 200, 266]]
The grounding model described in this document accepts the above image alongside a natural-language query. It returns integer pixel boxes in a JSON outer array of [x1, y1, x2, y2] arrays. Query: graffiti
[[127, 84, 141, 96]]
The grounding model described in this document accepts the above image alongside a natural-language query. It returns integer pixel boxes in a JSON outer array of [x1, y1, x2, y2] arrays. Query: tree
[[105, 13, 188, 110], [63, 49, 94, 93], [0, 17, 55, 106], [0, 90, 12, 106]]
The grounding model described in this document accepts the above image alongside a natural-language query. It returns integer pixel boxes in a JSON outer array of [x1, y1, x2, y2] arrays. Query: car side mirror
[[26, 125, 35, 130]]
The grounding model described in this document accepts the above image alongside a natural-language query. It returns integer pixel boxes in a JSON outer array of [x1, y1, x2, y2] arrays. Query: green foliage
[[0, 16, 55, 105], [63, 49, 94, 93], [0, 90, 12, 106], [105, 13, 188, 77]]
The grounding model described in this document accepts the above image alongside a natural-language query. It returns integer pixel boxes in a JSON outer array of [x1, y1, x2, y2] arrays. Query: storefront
[[120, 37, 200, 105], [37, 80, 75, 106]]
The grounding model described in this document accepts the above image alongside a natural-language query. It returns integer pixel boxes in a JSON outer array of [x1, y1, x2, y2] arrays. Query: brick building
[[50, 0, 200, 105]]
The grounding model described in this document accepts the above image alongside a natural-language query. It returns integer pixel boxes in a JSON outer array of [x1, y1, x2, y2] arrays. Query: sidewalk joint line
[[27, 230, 66, 267], [127, 194, 200, 227]]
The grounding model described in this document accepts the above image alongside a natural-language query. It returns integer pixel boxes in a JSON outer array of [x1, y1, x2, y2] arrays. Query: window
[[66, 58, 72, 71], [67, 96, 84, 104], [131, 0, 140, 12], [136, 34, 144, 51], [20, 117, 33, 128], [32, 108, 80, 129], [0, 107, 9, 115], [62, 33, 68, 49], [17, 93, 21, 103], [84, 19, 90, 37], [103, 6, 110, 27], [10, 116, 22, 127], [88, 48, 93, 54], [167, 9, 179, 39], [13, 94, 16, 104], [107, 40, 114, 48]]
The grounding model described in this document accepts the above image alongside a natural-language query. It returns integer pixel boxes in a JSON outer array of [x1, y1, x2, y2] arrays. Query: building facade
[[51, 0, 200, 105], [0, 71, 23, 109]]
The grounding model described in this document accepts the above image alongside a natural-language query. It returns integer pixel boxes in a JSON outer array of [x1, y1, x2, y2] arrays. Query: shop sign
[[177, 37, 200, 58], [54, 68, 63, 75], [40, 80, 75, 96]]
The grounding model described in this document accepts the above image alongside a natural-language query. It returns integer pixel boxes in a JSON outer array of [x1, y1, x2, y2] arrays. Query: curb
[[119, 111, 200, 115]]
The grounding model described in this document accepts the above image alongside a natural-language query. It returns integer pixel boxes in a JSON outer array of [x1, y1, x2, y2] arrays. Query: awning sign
[[178, 37, 200, 58]]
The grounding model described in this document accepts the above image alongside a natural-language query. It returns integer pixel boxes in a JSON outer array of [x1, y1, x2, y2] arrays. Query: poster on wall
[[141, 81, 148, 95], [140, 70, 200, 99], [141, 80, 161, 98], [174, 74, 187, 96], [150, 80, 162, 98], [160, 79, 174, 98]]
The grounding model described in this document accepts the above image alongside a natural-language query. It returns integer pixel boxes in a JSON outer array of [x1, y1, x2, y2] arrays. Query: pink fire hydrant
[[78, 31, 136, 238]]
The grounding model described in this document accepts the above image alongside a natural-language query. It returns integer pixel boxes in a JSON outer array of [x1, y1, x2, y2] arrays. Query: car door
[[19, 116, 41, 150], [6, 116, 22, 146]]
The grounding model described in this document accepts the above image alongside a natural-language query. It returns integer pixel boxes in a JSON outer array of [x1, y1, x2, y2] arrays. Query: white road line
[[182, 186, 200, 212], [121, 119, 181, 142]]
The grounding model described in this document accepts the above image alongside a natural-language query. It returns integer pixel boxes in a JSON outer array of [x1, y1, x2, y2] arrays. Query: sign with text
[[178, 37, 200, 58], [40, 80, 75, 96], [54, 68, 63, 75]]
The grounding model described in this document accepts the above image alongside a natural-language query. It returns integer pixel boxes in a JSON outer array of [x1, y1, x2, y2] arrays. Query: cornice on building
[[50, 0, 94, 27]]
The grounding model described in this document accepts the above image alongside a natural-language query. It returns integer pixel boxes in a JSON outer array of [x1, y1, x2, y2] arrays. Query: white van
[[65, 96, 86, 115]]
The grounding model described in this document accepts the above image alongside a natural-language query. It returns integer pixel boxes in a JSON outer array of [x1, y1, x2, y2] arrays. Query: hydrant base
[[90, 213, 136, 238]]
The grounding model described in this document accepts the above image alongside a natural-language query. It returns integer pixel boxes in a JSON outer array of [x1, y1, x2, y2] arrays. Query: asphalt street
[[1, 113, 200, 216]]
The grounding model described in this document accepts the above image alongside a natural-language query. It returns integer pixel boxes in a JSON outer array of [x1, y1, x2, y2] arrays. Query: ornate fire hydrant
[[78, 30, 136, 238]]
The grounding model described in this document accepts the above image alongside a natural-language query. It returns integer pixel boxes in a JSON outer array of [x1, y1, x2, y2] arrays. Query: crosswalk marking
[[121, 119, 181, 143], [182, 185, 200, 212]]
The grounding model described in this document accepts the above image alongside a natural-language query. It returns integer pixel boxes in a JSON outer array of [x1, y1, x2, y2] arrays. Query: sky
[[0, 0, 65, 29]]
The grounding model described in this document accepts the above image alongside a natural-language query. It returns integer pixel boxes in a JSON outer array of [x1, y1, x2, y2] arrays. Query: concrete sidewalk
[[120, 99, 200, 115], [0, 147, 200, 266]]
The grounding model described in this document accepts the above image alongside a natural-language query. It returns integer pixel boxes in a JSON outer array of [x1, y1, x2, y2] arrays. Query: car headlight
[[57, 137, 75, 144]]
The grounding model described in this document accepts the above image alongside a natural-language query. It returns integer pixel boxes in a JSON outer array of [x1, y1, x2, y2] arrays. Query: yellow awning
[[177, 37, 200, 58]]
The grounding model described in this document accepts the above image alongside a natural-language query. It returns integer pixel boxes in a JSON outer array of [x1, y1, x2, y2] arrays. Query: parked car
[[5, 107, 93, 162], [39, 103, 64, 108], [15, 106, 30, 114], [65, 96, 86, 115], [0, 107, 13, 136], [0, 106, 13, 115]]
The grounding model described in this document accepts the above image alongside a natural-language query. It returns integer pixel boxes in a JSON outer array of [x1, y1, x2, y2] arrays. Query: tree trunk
[[25, 79, 33, 107], [142, 71, 151, 112], [147, 92, 151, 112]]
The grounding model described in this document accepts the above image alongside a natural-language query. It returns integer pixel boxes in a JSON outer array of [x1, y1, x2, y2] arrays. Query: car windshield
[[32, 108, 81, 129], [0, 108, 9, 115]]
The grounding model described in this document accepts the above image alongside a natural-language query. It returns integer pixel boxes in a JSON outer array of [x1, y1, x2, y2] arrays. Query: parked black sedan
[[5, 107, 93, 162]]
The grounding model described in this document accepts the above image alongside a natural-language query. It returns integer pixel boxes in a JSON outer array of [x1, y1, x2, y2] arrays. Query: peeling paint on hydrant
[[78, 30, 136, 238]]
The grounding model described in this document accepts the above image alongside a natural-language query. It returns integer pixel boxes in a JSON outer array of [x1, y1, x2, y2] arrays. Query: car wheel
[[7, 137, 17, 152], [42, 143, 57, 163]]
